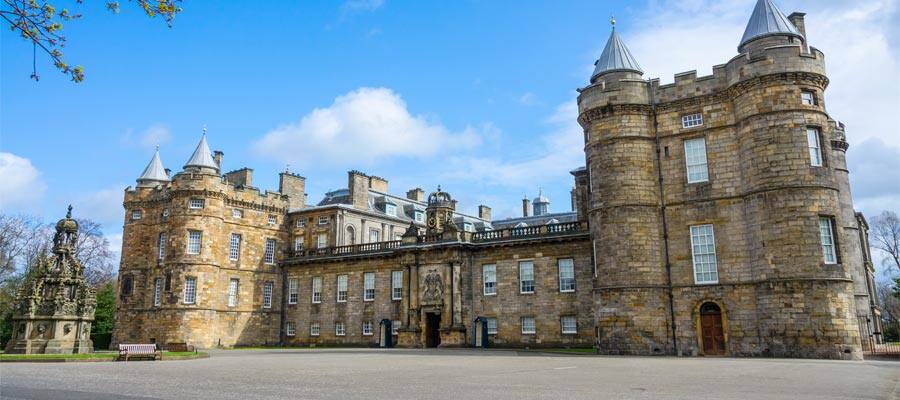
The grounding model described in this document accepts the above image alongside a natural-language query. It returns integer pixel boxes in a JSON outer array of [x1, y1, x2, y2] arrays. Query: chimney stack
[[213, 151, 224, 170], [787, 12, 808, 52], [522, 197, 531, 217], [478, 205, 492, 221], [406, 188, 425, 202]]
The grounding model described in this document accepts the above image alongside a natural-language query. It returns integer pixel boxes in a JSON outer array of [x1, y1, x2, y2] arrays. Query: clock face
[[428, 217, 436, 228]]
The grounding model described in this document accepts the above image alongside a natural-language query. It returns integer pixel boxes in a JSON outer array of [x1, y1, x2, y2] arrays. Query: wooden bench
[[117, 344, 161, 361]]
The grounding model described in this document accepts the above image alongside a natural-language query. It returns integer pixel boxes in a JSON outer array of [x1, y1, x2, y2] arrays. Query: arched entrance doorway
[[700, 302, 726, 355]]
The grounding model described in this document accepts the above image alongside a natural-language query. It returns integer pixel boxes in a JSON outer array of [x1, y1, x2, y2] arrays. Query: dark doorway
[[700, 302, 726, 355], [425, 312, 441, 348]]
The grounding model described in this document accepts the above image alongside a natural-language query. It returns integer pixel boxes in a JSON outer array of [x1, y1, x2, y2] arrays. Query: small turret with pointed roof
[[738, 0, 803, 53], [184, 126, 219, 173], [136, 146, 170, 187], [590, 17, 643, 84]]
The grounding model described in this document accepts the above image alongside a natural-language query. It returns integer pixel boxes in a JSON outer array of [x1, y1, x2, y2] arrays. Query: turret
[[136, 147, 170, 188], [183, 129, 219, 174], [532, 189, 550, 216], [738, 0, 804, 53]]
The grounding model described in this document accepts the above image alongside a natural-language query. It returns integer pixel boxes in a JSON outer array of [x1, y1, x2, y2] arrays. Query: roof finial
[[66, 204, 73, 219], [437, 184, 442, 192], [202, 124, 207, 135], [610, 16, 616, 30], [155, 144, 160, 151]]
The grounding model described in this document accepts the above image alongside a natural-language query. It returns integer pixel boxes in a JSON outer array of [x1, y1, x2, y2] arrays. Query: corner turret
[[738, 0, 804, 53], [183, 128, 219, 174], [590, 18, 643, 84], [136, 147, 170, 187]]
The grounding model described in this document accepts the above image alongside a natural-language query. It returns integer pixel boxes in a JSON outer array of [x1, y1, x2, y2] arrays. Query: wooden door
[[700, 303, 725, 355]]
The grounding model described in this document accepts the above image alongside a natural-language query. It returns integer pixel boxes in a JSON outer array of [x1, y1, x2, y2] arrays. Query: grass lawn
[[0, 351, 204, 361]]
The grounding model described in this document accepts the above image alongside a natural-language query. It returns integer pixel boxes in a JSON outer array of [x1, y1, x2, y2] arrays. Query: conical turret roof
[[137, 147, 169, 184], [739, 0, 802, 51], [184, 133, 218, 170], [591, 26, 643, 83]]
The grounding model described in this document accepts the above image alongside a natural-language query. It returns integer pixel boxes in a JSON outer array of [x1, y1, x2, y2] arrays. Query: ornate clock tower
[[425, 186, 454, 235]]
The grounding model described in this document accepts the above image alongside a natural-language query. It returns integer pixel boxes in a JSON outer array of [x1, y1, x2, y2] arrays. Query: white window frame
[[561, 316, 577, 335], [131, 210, 142, 220], [229, 233, 241, 261], [312, 276, 322, 303], [232, 208, 243, 218], [807, 127, 823, 167], [158, 232, 167, 261], [391, 270, 403, 300], [316, 233, 327, 249], [684, 137, 709, 183], [486, 318, 498, 335], [521, 316, 536, 335], [288, 278, 298, 304], [690, 224, 719, 284], [385, 204, 396, 216], [318, 216, 329, 225], [183, 277, 197, 305], [187, 231, 202, 255], [392, 320, 400, 336], [463, 222, 474, 232], [286, 322, 296, 337], [263, 281, 273, 309], [189, 198, 205, 209], [267, 215, 277, 225], [801, 90, 816, 105], [310, 322, 320, 337], [558, 258, 575, 292], [819, 217, 837, 264], [264, 238, 276, 264], [483, 264, 497, 295], [296, 219, 306, 228], [362, 321, 373, 336], [363, 272, 375, 301], [414, 211, 424, 223], [294, 236, 304, 252], [335, 322, 345, 336], [228, 278, 239, 307], [369, 228, 380, 243], [153, 277, 162, 307], [681, 113, 703, 128], [519, 261, 535, 294], [336, 275, 348, 302]]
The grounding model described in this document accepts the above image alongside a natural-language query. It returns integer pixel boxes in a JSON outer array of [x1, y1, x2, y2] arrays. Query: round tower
[[578, 21, 671, 355]]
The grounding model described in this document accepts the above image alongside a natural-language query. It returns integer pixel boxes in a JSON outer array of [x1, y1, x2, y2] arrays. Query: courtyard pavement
[[1, 348, 898, 400]]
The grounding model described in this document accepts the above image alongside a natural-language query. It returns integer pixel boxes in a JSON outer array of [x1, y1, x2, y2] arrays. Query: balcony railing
[[289, 240, 401, 258], [471, 221, 586, 242]]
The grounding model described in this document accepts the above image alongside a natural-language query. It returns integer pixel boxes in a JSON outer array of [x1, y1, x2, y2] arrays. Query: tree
[[74, 219, 117, 285], [0, 0, 182, 82], [870, 211, 900, 275]]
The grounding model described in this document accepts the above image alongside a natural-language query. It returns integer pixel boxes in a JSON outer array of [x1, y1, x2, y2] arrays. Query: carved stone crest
[[423, 269, 443, 302]]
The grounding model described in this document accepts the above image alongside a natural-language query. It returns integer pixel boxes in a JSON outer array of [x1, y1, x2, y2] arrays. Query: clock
[[427, 217, 436, 228]]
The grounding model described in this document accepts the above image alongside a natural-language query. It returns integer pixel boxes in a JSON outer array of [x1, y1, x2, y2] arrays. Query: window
[[264, 238, 276, 264], [229, 233, 241, 261], [296, 219, 306, 228], [487, 318, 498, 335], [801, 90, 817, 105], [162, 208, 169, 218], [335, 322, 345, 336], [312, 277, 322, 303], [369, 229, 380, 243], [183, 277, 197, 304], [684, 138, 709, 183], [363, 272, 375, 301], [233, 208, 243, 218], [294, 236, 304, 252], [286, 322, 296, 337], [391, 270, 403, 300], [288, 278, 298, 304], [414, 211, 424, 223], [558, 259, 575, 292], [362, 321, 373, 336], [682, 113, 703, 128], [337, 275, 348, 302], [310, 322, 320, 336], [385, 204, 396, 216], [131, 210, 142, 220], [819, 217, 837, 264], [164, 272, 172, 291], [158, 233, 167, 261], [189, 198, 205, 209], [317, 234, 327, 249], [228, 278, 239, 307], [521, 317, 536, 334], [463, 222, 474, 232], [690, 225, 719, 284], [318, 216, 328, 225], [519, 261, 535, 294], [268, 215, 277, 225], [807, 128, 823, 167], [153, 278, 162, 307], [263, 281, 273, 309], [483, 264, 497, 295], [392, 320, 400, 336], [561, 316, 577, 334], [393, 233, 403, 241], [187, 231, 202, 255]]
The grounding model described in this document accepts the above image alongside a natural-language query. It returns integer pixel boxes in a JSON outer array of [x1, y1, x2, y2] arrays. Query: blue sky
[[2, 1, 898, 272]]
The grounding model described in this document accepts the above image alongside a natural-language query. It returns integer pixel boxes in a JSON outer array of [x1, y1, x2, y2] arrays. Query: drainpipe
[[279, 264, 287, 346], [649, 80, 678, 355]]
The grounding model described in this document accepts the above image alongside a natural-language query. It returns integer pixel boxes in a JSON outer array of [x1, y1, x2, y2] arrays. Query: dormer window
[[801, 90, 817, 105], [385, 204, 396, 216], [682, 113, 703, 128], [463, 222, 474, 232], [189, 198, 205, 209], [232, 209, 243, 218], [414, 211, 424, 223]]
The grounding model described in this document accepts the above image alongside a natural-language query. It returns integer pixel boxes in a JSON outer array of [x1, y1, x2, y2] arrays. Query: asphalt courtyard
[[1, 348, 898, 400]]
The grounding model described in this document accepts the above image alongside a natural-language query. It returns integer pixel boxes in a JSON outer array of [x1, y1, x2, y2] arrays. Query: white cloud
[[122, 124, 172, 149], [0, 152, 46, 211], [76, 186, 126, 227], [253, 87, 483, 167], [342, 0, 384, 13], [518, 92, 541, 106]]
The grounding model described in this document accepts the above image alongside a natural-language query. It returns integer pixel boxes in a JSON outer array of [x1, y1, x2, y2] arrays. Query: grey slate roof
[[491, 212, 577, 230], [739, 0, 802, 50], [137, 149, 169, 183], [591, 29, 643, 82], [184, 134, 218, 170]]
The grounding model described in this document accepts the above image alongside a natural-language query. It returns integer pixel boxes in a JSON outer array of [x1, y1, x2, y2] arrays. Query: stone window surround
[[262, 281, 273, 309], [362, 321, 373, 336], [229, 233, 241, 261], [683, 136, 709, 184], [318, 216, 329, 225], [363, 272, 375, 301], [806, 126, 825, 167], [189, 198, 205, 209], [391, 270, 403, 300], [561, 315, 577, 335], [482, 264, 497, 296], [689, 224, 719, 285], [120, 274, 133, 296], [264, 238, 276, 264], [310, 322, 320, 336], [312, 276, 322, 303], [520, 316, 536, 335], [227, 278, 239, 307], [232, 208, 243, 219], [518, 260, 535, 294], [157, 232, 166, 261], [557, 258, 576, 293], [287, 278, 298, 304], [153, 277, 162, 307], [681, 112, 703, 129], [187, 230, 202, 255], [335, 321, 346, 336], [183, 276, 197, 305], [486, 317, 498, 335], [131, 209, 142, 220], [336, 275, 348, 302], [267, 215, 277, 225], [392, 320, 400, 336], [286, 321, 296, 337], [800, 88, 818, 106], [818, 215, 840, 265]]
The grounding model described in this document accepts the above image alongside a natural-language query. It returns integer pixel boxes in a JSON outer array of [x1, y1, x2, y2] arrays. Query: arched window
[[346, 225, 356, 245]]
